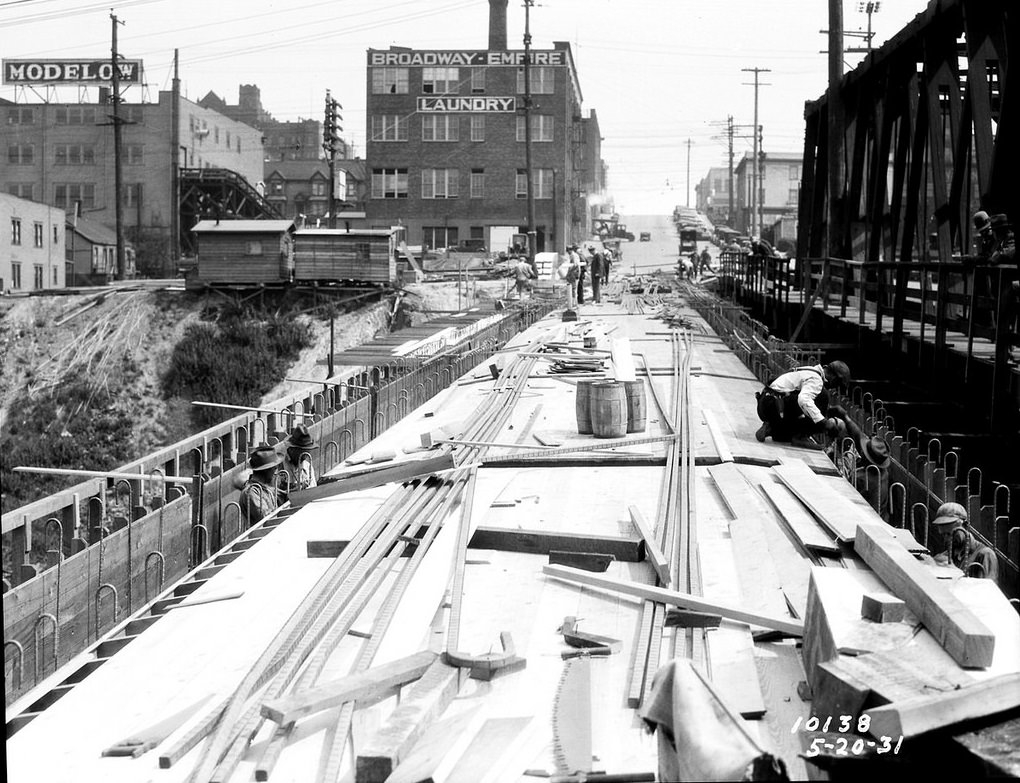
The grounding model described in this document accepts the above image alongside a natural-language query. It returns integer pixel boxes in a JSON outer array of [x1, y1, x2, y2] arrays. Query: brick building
[[364, 0, 603, 253], [0, 192, 65, 293], [733, 151, 802, 238], [695, 166, 733, 226]]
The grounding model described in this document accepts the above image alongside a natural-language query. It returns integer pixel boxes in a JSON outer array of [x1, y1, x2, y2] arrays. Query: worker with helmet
[[755, 361, 851, 449], [930, 502, 999, 582]]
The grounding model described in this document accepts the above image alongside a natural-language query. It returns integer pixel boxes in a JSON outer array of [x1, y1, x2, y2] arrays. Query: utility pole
[[758, 133, 766, 239], [323, 90, 341, 229], [111, 13, 126, 279], [742, 67, 770, 238], [523, 0, 537, 271], [685, 138, 692, 208], [170, 49, 180, 268], [827, 0, 845, 257], [728, 116, 735, 226]]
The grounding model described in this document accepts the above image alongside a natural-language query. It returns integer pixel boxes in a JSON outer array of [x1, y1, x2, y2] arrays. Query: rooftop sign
[[368, 50, 566, 67], [417, 96, 515, 112], [3, 59, 144, 85]]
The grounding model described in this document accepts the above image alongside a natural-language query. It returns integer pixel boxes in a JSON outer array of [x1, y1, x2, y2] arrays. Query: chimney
[[488, 0, 508, 51]]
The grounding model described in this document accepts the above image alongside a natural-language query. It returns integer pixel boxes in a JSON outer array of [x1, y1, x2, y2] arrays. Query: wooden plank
[[444, 716, 534, 783], [773, 460, 875, 542], [610, 336, 637, 381], [542, 564, 804, 637], [377, 705, 483, 783], [627, 506, 671, 586], [469, 526, 644, 563], [728, 516, 793, 621], [759, 481, 840, 554], [355, 660, 462, 783], [289, 453, 457, 507], [707, 463, 771, 520], [702, 409, 733, 463], [548, 551, 615, 572], [861, 592, 906, 623], [260, 650, 437, 725], [854, 524, 996, 668], [865, 673, 1020, 739]]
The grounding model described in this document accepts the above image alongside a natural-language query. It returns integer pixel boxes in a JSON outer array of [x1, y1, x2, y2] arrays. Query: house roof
[[264, 160, 329, 181], [192, 219, 295, 233], [295, 228, 391, 237], [67, 214, 117, 246]]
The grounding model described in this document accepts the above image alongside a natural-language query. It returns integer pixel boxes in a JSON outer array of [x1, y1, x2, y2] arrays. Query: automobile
[[639, 232, 651, 242]]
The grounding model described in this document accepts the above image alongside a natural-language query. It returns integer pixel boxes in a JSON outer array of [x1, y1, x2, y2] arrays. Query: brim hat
[[858, 434, 891, 469], [973, 211, 992, 232], [288, 424, 318, 450], [932, 501, 968, 527], [248, 446, 283, 471], [990, 213, 1012, 231], [827, 360, 851, 384]]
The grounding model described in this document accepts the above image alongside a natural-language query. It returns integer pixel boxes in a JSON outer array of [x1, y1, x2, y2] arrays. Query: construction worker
[[930, 502, 999, 582], [563, 247, 580, 310], [754, 361, 851, 449], [280, 424, 318, 491], [589, 248, 606, 304], [572, 245, 587, 305], [514, 256, 534, 300], [828, 407, 892, 520], [239, 446, 283, 527]]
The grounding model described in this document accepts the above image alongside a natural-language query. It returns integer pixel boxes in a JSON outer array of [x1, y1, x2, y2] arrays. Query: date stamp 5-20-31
[[791, 714, 905, 757]]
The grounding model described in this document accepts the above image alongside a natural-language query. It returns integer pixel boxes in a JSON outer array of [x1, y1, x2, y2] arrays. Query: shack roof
[[192, 219, 295, 234], [294, 228, 393, 237]]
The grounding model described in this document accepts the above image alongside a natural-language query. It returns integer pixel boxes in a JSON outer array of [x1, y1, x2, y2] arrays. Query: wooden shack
[[292, 228, 397, 285], [192, 219, 295, 285]]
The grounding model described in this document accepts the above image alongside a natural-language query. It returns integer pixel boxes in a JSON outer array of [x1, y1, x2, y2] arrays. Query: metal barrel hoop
[[871, 398, 884, 421], [191, 523, 210, 564], [144, 551, 165, 603], [234, 422, 250, 458], [87, 496, 104, 543], [945, 450, 960, 479], [43, 517, 64, 564], [222, 501, 243, 544], [313, 392, 327, 419], [862, 391, 873, 413], [338, 429, 354, 460], [95, 584, 118, 639], [207, 437, 224, 477], [884, 414, 895, 432], [994, 484, 1010, 517], [374, 409, 387, 433], [33, 613, 59, 682], [250, 416, 268, 446], [5, 639, 24, 691], [414, 381, 426, 406], [968, 466, 982, 498], [186, 445, 205, 476], [113, 478, 133, 511], [323, 439, 340, 470], [927, 438, 942, 467], [911, 503, 930, 548], [906, 426, 920, 448], [865, 463, 882, 499], [167, 485, 187, 501], [890, 482, 907, 528]]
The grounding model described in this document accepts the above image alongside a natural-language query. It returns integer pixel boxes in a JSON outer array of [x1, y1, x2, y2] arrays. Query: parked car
[[639, 232, 651, 242]]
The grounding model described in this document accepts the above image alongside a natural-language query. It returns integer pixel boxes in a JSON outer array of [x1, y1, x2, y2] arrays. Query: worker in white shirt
[[754, 361, 851, 449]]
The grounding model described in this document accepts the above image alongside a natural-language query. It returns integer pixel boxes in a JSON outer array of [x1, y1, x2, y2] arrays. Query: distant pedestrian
[[930, 502, 999, 581], [589, 250, 606, 304], [514, 257, 535, 299], [564, 248, 580, 310], [572, 245, 587, 305], [689, 251, 699, 279], [281, 424, 318, 491], [755, 361, 851, 449], [699, 248, 712, 277], [239, 446, 283, 527]]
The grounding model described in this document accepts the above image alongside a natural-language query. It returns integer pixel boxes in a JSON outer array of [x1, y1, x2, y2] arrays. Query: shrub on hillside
[[162, 312, 313, 429]]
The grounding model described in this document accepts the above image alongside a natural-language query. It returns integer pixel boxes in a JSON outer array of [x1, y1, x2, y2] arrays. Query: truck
[[679, 228, 698, 253]]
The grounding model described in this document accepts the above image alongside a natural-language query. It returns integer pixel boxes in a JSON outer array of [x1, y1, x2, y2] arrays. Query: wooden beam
[[289, 454, 456, 506], [773, 460, 875, 542], [702, 410, 733, 463], [865, 673, 1020, 739], [542, 564, 803, 637], [260, 650, 437, 725], [355, 660, 462, 783], [861, 592, 906, 623], [548, 551, 615, 572], [628, 506, 671, 586], [853, 524, 996, 668], [610, 337, 637, 381], [759, 481, 839, 554], [470, 526, 645, 562]]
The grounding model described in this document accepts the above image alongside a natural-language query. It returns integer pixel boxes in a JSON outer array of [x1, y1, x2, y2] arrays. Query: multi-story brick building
[[0, 192, 65, 292], [734, 151, 802, 239], [695, 166, 733, 227], [1, 89, 264, 271], [364, 0, 602, 253]]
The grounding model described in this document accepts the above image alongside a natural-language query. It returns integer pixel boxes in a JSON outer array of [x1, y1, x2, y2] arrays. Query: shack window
[[245, 240, 264, 256]]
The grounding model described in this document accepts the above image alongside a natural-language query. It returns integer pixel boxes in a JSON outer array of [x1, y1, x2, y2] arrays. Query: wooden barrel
[[575, 379, 598, 434], [623, 379, 647, 433], [590, 381, 629, 438]]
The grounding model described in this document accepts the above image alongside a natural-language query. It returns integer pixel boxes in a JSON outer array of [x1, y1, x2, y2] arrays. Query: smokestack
[[488, 0, 508, 51]]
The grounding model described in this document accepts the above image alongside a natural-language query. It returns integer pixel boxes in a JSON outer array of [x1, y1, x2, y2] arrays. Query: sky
[[0, 0, 932, 215]]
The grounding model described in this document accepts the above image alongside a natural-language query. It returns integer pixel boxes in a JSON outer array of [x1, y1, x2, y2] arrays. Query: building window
[[53, 224, 59, 243], [8, 183, 34, 200], [53, 267, 58, 285], [11, 218, 22, 245], [269, 180, 284, 195], [788, 187, 799, 205], [124, 106, 144, 124], [311, 180, 326, 196], [8, 144, 34, 164], [422, 67, 459, 94], [789, 166, 800, 181], [33, 222, 43, 248], [214, 127, 219, 144], [471, 68, 485, 93], [55, 106, 97, 125], [422, 114, 459, 142], [54, 183, 96, 211], [11, 262, 21, 289], [245, 241, 263, 256], [124, 183, 142, 207], [470, 169, 485, 199], [517, 66, 555, 94], [422, 226, 458, 251], [371, 168, 408, 199], [372, 67, 409, 94], [371, 115, 408, 142], [34, 265, 43, 289], [126, 145, 144, 164], [516, 168, 553, 199], [226, 130, 231, 148], [7, 107, 34, 124], [55, 144, 96, 165], [470, 115, 485, 142], [516, 115, 554, 142], [421, 168, 459, 199]]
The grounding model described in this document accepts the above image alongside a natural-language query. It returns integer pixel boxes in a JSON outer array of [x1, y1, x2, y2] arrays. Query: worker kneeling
[[931, 502, 999, 581], [754, 361, 851, 449]]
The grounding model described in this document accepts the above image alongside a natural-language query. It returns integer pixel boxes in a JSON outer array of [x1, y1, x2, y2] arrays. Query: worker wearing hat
[[239, 446, 283, 526], [931, 502, 999, 582], [828, 406, 893, 520], [989, 213, 1016, 265], [755, 361, 851, 449], [280, 423, 318, 491]]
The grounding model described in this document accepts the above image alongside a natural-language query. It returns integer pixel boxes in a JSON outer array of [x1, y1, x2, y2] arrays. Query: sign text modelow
[[3, 59, 144, 84]]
